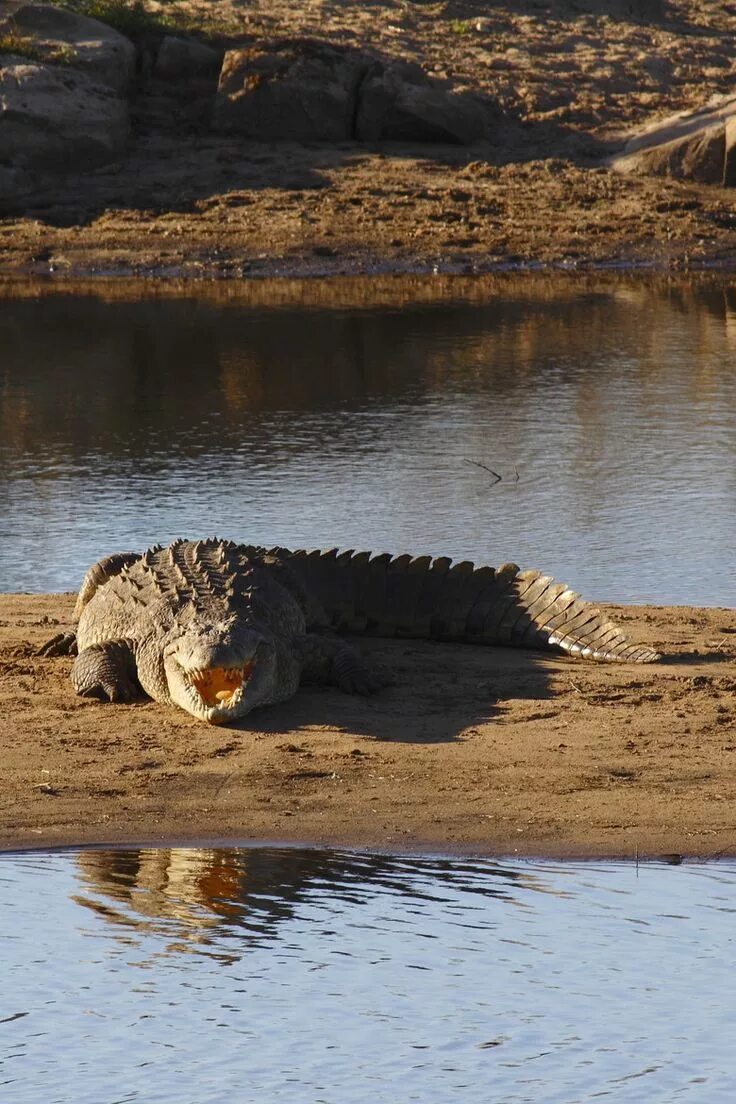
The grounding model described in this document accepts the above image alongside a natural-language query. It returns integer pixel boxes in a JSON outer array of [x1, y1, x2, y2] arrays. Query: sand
[[2, 593, 735, 858]]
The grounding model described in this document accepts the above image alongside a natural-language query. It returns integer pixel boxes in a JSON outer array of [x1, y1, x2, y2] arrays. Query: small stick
[[463, 458, 501, 484]]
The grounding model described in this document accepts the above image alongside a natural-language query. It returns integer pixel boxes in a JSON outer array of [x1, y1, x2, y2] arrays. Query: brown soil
[[3, 0, 736, 277], [3, 593, 736, 858]]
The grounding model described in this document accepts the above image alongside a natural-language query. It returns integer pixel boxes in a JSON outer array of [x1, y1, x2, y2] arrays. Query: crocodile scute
[[37, 538, 661, 724]]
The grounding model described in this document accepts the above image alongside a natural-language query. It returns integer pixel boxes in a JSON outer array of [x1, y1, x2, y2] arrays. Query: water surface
[[1, 276, 735, 603], [2, 846, 734, 1104]]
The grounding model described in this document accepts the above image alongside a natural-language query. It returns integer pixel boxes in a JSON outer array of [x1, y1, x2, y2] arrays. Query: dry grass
[[0, 25, 79, 63], [47, 0, 244, 41]]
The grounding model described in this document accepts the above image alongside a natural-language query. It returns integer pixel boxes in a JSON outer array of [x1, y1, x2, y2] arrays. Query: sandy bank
[[2, 593, 735, 858]]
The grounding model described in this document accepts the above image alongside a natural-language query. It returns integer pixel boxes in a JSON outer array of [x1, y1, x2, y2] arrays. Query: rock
[[154, 35, 223, 81], [723, 117, 736, 187], [0, 60, 129, 170], [610, 94, 736, 186], [355, 59, 486, 145], [215, 39, 362, 142], [0, 2, 136, 93], [0, 163, 31, 209], [214, 38, 488, 146]]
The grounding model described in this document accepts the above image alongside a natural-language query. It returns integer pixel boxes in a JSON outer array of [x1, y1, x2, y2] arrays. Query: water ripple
[[1, 848, 735, 1103]]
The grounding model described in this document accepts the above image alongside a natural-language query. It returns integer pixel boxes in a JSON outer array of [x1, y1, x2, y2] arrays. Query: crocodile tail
[[267, 548, 661, 664], [477, 566, 661, 663]]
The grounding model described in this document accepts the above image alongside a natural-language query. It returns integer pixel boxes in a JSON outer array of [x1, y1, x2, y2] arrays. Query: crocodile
[[38, 538, 661, 724]]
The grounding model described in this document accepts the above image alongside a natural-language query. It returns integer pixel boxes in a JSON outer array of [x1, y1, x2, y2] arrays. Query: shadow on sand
[[229, 639, 560, 745]]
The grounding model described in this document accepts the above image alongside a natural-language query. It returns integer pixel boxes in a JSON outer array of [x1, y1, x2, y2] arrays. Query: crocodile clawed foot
[[72, 640, 140, 704], [36, 631, 78, 657]]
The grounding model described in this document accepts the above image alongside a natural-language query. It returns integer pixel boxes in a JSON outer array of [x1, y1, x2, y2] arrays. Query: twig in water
[[463, 458, 501, 485]]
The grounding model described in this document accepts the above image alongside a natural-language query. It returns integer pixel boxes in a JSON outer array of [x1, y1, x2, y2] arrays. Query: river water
[[1, 275, 735, 603], [2, 846, 735, 1104]]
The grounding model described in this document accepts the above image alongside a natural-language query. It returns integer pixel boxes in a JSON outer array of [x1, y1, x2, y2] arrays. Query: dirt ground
[[2, 593, 736, 858], [3, 0, 736, 277]]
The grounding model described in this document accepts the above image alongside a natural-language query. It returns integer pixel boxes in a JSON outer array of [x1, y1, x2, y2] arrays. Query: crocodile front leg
[[36, 631, 78, 657], [294, 633, 388, 695], [72, 639, 141, 703]]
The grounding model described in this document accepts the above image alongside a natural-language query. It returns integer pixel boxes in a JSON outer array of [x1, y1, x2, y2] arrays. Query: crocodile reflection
[[73, 847, 564, 955]]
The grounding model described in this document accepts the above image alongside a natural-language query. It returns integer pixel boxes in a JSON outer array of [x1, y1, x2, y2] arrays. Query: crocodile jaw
[[185, 662, 254, 722], [164, 633, 277, 724]]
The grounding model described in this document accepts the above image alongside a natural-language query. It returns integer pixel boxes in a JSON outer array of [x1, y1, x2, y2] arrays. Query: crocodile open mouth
[[189, 662, 255, 708]]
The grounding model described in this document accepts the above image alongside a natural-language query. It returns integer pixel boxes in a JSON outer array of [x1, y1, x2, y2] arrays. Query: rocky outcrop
[[214, 40, 364, 143], [214, 39, 487, 145], [1, 2, 136, 93], [154, 35, 224, 81], [0, 60, 129, 170], [610, 94, 736, 186], [355, 58, 486, 145], [0, 3, 134, 182]]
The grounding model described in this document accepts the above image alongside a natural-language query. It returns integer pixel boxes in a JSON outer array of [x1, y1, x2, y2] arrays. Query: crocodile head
[[162, 620, 278, 724]]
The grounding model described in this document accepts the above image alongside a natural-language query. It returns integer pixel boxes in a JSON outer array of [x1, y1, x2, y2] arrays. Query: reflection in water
[[73, 846, 552, 954], [1, 276, 735, 603], [2, 846, 736, 1103]]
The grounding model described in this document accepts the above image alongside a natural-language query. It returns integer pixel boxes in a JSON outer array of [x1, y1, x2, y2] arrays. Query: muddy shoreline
[[5, 157, 736, 283], [4, 2, 736, 280], [3, 594, 735, 859]]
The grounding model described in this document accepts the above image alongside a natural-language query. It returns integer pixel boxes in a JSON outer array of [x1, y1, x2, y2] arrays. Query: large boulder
[[214, 38, 488, 145], [215, 39, 362, 142], [610, 94, 736, 186], [355, 59, 486, 145], [0, 2, 136, 93], [0, 60, 129, 170]]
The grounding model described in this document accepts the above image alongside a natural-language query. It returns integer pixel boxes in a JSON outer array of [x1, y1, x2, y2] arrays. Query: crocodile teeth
[[188, 662, 255, 707]]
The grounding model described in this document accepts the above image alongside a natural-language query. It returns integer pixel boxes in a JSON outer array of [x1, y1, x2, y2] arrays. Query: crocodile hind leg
[[72, 639, 140, 703], [294, 633, 389, 695]]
